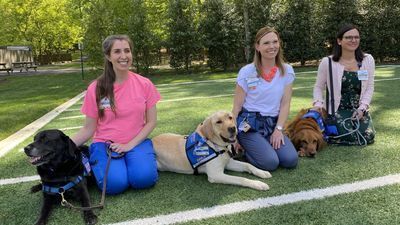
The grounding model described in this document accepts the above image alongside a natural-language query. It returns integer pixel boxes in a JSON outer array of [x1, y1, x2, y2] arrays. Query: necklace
[[262, 66, 278, 82]]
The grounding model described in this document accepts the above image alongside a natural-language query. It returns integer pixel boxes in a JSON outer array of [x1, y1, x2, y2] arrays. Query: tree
[[199, 0, 243, 71], [167, 0, 200, 71], [361, 0, 400, 62], [278, 0, 314, 65], [0, 0, 81, 61]]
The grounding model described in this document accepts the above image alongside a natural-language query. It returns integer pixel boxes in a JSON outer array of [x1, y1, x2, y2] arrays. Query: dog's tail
[[31, 183, 42, 193]]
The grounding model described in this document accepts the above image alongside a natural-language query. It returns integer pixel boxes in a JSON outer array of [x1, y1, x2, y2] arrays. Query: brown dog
[[152, 111, 271, 191], [285, 108, 327, 157]]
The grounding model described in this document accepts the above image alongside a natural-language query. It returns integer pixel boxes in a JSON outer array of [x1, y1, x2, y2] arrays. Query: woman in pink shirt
[[72, 35, 161, 194], [313, 24, 375, 145]]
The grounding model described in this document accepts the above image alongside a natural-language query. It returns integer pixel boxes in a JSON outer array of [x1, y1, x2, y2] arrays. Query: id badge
[[238, 119, 251, 132], [246, 77, 259, 90], [357, 70, 368, 81]]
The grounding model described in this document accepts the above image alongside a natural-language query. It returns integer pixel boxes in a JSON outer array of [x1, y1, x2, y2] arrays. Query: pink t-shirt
[[81, 71, 161, 143]]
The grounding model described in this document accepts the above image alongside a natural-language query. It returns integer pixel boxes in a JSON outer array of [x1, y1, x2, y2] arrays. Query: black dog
[[24, 129, 97, 225]]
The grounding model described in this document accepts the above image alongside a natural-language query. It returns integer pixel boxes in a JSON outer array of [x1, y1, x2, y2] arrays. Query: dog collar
[[42, 176, 83, 194]]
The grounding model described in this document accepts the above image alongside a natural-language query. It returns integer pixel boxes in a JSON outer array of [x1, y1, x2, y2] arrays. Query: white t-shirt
[[237, 63, 295, 117]]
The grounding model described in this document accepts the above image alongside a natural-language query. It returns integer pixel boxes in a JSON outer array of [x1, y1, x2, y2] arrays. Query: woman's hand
[[270, 129, 285, 150], [312, 106, 323, 113], [352, 108, 365, 120], [110, 143, 132, 154]]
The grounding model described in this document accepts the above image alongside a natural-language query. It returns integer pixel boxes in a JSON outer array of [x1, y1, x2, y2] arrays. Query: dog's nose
[[309, 152, 316, 158], [24, 145, 32, 154], [228, 126, 237, 134]]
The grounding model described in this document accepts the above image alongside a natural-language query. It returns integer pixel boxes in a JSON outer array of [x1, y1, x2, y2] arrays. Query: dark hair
[[332, 24, 364, 62], [96, 35, 133, 119], [253, 26, 286, 76]]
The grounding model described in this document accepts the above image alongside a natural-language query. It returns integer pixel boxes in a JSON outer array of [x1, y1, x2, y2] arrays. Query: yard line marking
[[60, 126, 83, 131], [65, 108, 80, 112], [160, 94, 233, 103], [0, 91, 86, 158], [155, 65, 400, 87], [108, 173, 400, 225], [58, 115, 85, 120], [0, 175, 40, 186]]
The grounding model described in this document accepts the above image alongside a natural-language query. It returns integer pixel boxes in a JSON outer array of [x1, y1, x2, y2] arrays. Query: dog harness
[[302, 110, 327, 140], [42, 153, 90, 195], [42, 176, 83, 194], [185, 132, 226, 174]]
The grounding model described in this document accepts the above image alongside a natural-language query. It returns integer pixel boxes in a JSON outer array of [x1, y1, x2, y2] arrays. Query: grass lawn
[[0, 65, 399, 225]]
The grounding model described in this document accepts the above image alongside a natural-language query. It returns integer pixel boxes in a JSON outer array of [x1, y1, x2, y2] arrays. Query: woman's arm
[[111, 105, 158, 153], [359, 54, 375, 111], [270, 84, 292, 149], [71, 116, 97, 146], [313, 57, 328, 109], [232, 84, 246, 119]]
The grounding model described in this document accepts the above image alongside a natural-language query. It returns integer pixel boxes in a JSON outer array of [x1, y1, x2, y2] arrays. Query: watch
[[275, 125, 283, 132]]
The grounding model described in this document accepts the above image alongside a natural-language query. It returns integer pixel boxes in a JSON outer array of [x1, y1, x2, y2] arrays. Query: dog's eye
[[216, 120, 222, 124], [228, 116, 233, 120], [313, 140, 317, 143]]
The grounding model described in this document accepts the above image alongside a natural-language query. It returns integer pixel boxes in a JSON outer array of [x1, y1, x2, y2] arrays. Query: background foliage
[[0, 0, 399, 71]]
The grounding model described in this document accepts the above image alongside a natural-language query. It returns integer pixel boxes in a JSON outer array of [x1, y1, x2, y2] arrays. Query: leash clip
[[60, 192, 67, 206]]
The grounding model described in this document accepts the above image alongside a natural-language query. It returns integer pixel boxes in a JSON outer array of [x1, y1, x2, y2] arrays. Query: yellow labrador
[[152, 111, 271, 191]]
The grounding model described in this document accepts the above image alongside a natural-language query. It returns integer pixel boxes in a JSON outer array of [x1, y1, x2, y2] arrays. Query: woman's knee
[[246, 150, 279, 171], [128, 168, 158, 189], [278, 141, 298, 169], [104, 174, 129, 195], [279, 154, 298, 169], [126, 139, 158, 189]]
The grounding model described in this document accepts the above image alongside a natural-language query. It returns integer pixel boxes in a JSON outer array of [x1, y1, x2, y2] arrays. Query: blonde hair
[[253, 27, 286, 76]]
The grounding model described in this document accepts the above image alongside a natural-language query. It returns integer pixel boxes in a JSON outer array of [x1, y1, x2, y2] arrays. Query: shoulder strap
[[326, 57, 335, 115]]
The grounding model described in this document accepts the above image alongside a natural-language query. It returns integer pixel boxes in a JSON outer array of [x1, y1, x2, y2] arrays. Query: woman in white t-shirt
[[232, 27, 298, 171]]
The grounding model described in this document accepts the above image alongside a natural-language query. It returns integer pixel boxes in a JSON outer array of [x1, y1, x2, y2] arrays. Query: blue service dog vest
[[185, 132, 222, 171], [301, 110, 329, 140]]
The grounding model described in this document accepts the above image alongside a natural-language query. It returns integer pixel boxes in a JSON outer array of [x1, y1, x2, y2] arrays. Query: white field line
[[0, 91, 86, 158], [58, 115, 85, 120], [109, 173, 400, 225], [0, 175, 40, 185], [65, 108, 80, 112]]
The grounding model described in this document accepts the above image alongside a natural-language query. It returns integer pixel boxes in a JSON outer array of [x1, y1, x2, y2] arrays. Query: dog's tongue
[[29, 156, 41, 164]]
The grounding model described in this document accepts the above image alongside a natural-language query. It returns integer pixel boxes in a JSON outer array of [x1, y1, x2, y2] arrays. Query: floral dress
[[328, 71, 375, 145]]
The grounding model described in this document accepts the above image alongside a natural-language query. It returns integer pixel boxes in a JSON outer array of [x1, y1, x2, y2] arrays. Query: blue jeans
[[89, 139, 158, 195], [238, 132, 298, 171]]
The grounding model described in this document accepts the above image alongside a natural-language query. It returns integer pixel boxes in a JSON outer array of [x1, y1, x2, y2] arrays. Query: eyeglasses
[[343, 36, 360, 41]]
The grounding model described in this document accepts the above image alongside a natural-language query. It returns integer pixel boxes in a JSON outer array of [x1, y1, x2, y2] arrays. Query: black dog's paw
[[31, 183, 42, 193], [84, 212, 98, 225]]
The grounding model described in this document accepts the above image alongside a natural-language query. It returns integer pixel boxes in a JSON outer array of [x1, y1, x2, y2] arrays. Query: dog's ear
[[199, 117, 214, 140]]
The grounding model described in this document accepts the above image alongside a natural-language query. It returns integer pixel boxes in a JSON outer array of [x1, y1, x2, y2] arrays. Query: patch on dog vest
[[185, 132, 218, 169]]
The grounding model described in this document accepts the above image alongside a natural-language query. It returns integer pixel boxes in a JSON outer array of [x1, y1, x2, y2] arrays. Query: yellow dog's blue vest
[[185, 132, 226, 174]]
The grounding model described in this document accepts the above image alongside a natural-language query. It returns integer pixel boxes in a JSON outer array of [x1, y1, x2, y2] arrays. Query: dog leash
[[327, 116, 368, 146], [60, 141, 125, 211]]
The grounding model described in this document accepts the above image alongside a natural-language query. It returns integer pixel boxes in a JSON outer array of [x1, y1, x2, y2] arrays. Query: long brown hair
[[253, 26, 286, 76], [96, 35, 133, 119]]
